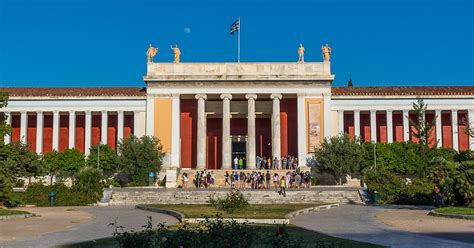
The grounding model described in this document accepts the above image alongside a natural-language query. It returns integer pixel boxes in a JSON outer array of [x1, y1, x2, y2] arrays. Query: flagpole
[[238, 16, 240, 63]]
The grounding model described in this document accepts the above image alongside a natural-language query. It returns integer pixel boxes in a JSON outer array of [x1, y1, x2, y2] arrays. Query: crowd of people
[[224, 170, 312, 193], [231, 155, 300, 170]]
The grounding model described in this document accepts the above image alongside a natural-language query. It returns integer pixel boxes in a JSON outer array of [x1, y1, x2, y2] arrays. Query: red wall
[[426, 113, 436, 148], [458, 112, 469, 151], [27, 114, 37, 152], [59, 114, 69, 152], [180, 99, 197, 169], [360, 112, 371, 142], [393, 113, 404, 142], [280, 99, 297, 157], [230, 118, 247, 135], [43, 114, 53, 153], [207, 118, 222, 169], [441, 112, 452, 149], [256, 118, 272, 158], [91, 114, 101, 146], [376, 112, 387, 143], [344, 112, 355, 139], [75, 114, 85, 153], [108, 115, 117, 150], [11, 114, 20, 142], [124, 114, 134, 138]]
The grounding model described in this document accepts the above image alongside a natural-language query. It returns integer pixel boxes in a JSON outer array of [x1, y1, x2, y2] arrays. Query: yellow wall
[[154, 98, 173, 154], [305, 98, 324, 152]]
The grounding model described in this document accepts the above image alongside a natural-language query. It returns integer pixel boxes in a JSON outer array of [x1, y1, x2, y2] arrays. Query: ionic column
[[386, 110, 393, 143], [370, 110, 377, 143], [354, 110, 361, 138], [4, 112, 11, 144], [117, 111, 124, 141], [271, 93, 282, 160], [338, 110, 344, 134], [170, 94, 181, 168], [52, 111, 60, 151], [469, 109, 474, 151], [36, 112, 43, 154], [296, 94, 306, 166], [452, 110, 459, 151], [133, 111, 140, 136], [221, 94, 232, 169], [85, 111, 92, 155], [195, 94, 207, 169], [68, 111, 76, 149], [20, 111, 27, 144], [101, 111, 108, 144], [403, 110, 410, 141], [246, 94, 257, 169], [435, 110, 442, 148], [146, 94, 155, 136]]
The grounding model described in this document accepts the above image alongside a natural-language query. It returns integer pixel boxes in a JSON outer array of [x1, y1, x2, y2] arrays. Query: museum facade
[[1, 62, 473, 172]]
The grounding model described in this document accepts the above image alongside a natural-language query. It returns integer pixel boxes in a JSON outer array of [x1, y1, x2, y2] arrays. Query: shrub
[[365, 169, 406, 204], [209, 190, 249, 213], [398, 179, 434, 205], [0, 173, 14, 207], [73, 166, 105, 201], [17, 182, 98, 207]]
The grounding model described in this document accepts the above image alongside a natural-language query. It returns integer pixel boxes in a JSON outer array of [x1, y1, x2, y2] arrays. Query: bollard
[[49, 192, 56, 207], [148, 171, 155, 186]]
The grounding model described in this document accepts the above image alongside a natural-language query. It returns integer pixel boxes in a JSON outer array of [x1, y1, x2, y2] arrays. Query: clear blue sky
[[0, 0, 472, 87]]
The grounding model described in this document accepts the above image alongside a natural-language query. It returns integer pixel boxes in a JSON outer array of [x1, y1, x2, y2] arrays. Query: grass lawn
[[61, 224, 382, 248], [144, 203, 327, 219], [0, 208, 31, 216], [434, 207, 474, 215]]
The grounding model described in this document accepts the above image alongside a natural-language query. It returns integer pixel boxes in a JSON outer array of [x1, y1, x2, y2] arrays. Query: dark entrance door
[[232, 141, 246, 169]]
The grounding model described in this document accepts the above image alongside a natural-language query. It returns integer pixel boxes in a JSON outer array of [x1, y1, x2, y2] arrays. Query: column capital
[[117, 110, 124, 114], [85, 110, 92, 115], [270, 93, 282, 100], [386, 110, 393, 114], [370, 110, 377, 114], [220, 93, 232, 100], [245, 94, 258, 100], [69, 110, 75, 115], [195, 94, 207, 100], [53, 110, 60, 115], [451, 109, 458, 114], [353, 110, 360, 113], [101, 110, 108, 114], [36, 111, 43, 114], [338, 110, 344, 114]]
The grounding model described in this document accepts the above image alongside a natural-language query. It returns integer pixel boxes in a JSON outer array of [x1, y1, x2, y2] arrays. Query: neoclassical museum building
[[1, 60, 473, 185]]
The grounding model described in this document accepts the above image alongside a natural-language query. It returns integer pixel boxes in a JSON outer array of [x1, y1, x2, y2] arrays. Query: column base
[[165, 168, 178, 188]]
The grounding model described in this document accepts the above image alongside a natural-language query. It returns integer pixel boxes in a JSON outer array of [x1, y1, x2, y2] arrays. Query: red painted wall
[[180, 99, 197, 169], [11, 114, 20, 142], [230, 118, 247, 135], [124, 114, 134, 138], [393, 113, 404, 142], [108, 115, 117, 150], [281, 99, 297, 157], [441, 112, 452, 149], [207, 118, 222, 169], [91, 114, 101, 146], [27, 114, 37, 152], [376, 112, 387, 143], [59, 115, 69, 152], [425, 113, 436, 148], [458, 112, 469, 151], [256, 118, 272, 158], [344, 112, 355, 139], [43, 114, 53, 153], [360, 113, 371, 142], [75, 114, 85, 153]]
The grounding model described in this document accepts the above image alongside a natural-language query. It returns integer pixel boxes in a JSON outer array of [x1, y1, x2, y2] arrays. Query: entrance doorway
[[232, 141, 246, 169]]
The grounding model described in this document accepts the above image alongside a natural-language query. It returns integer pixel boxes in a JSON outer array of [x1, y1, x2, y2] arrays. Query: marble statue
[[146, 44, 158, 63], [171, 44, 181, 64], [298, 44, 305, 63], [322, 43, 331, 62]]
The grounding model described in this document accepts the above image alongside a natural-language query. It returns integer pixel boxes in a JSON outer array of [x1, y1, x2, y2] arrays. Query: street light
[[97, 142, 102, 169], [371, 140, 377, 170]]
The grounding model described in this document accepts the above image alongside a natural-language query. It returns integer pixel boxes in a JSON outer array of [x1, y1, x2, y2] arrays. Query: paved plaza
[[1, 204, 473, 248]]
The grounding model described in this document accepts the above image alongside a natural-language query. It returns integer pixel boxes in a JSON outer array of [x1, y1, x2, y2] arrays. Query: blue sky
[[0, 0, 472, 87]]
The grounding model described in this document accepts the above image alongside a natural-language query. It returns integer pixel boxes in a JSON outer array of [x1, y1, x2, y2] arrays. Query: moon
[[184, 27, 191, 33]]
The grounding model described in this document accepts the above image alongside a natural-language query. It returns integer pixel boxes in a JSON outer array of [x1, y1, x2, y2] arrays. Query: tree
[[86, 144, 118, 176], [409, 97, 436, 146], [314, 134, 365, 184], [43, 150, 61, 185], [0, 92, 10, 146], [73, 166, 105, 201], [58, 148, 85, 183], [117, 135, 164, 184], [4, 142, 44, 184]]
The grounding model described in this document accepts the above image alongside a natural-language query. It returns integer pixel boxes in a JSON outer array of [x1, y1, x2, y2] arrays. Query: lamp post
[[372, 141, 377, 170], [97, 142, 102, 169]]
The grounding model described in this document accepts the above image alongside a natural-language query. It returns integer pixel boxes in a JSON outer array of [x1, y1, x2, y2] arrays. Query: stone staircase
[[108, 187, 362, 206]]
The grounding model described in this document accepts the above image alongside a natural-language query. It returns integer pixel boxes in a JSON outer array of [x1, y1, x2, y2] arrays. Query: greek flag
[[230, 19, 240, 34]]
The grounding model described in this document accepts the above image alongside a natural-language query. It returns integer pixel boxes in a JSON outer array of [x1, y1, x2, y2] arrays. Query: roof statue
[[322, 43, 331, 62], [171, 44, 181, 64], [297, 44, 305, 63], [146, 44, 158, 63]]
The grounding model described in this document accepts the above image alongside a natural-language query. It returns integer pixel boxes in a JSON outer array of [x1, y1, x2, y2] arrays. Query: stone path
[[291, 204, 474, 248], [0, 206, 178, 248]]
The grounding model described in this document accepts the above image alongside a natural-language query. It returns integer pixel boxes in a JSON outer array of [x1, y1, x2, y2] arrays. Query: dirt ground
[[0, 207, 93, 242], [376, 208, 474, 244]]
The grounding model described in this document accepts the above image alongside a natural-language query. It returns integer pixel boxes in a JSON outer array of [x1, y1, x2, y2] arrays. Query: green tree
[[58, 148, 85, 183], [5, 142, 45, 184], [409, 97, 436, 146], [117, 135, 164, 184], [73, 166, 105, 201], [86, 144, 118, 176], [0, 92, 10, 146], [314, 134, 365, 184], [43, 150, 61, 185]]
